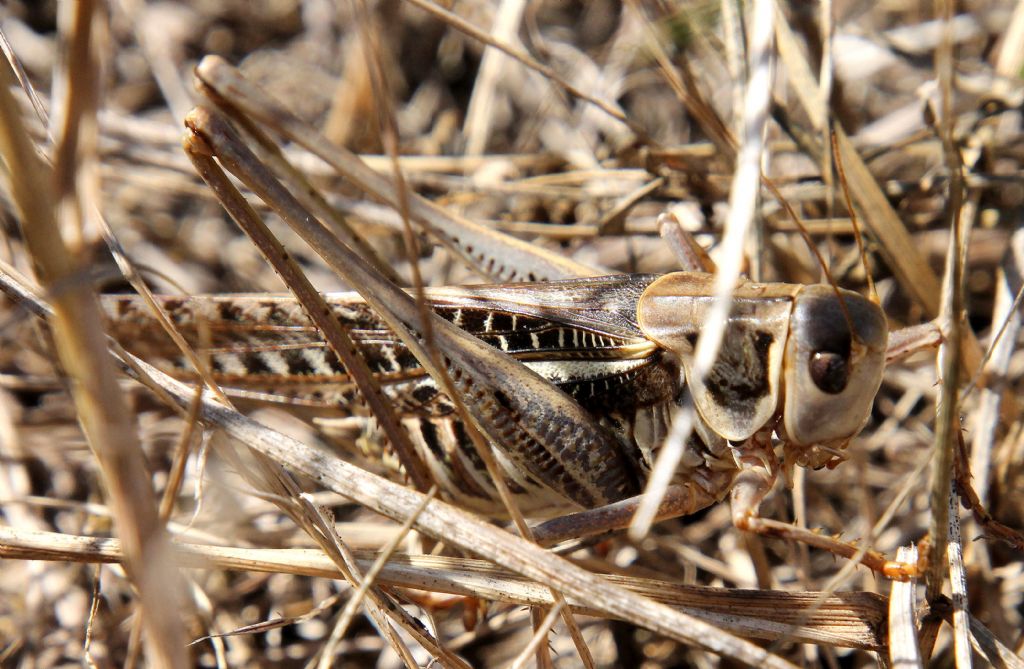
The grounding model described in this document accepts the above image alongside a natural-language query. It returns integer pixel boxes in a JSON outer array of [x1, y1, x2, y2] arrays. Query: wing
[[101, 275, 667, 417]]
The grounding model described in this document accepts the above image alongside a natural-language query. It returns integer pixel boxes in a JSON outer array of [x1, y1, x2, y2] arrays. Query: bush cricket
[[88, 61, 956, 580], [102, 264, 912, 569]]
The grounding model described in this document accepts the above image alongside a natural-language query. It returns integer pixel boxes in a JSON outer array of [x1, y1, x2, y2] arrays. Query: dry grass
[[1, 1, 1023, 667]]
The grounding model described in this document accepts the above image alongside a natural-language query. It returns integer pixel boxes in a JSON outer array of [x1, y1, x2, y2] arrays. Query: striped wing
[[102, 275, 671, 418]]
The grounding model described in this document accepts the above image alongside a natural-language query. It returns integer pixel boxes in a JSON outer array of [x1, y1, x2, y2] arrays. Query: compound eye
[[809, 351, 849, 394]]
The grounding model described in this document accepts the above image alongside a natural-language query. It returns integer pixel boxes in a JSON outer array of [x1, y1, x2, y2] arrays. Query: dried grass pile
[[0, 1, 1022, 667]]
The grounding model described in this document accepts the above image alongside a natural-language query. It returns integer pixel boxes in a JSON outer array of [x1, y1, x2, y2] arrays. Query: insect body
[[103, 271, 888, 520]]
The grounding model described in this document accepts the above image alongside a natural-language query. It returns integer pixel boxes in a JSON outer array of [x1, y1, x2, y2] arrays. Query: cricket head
[[781, 285, 888, 469]]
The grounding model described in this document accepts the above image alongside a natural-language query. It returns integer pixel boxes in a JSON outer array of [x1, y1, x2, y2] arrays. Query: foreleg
[[730, 435, 917, 580]]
